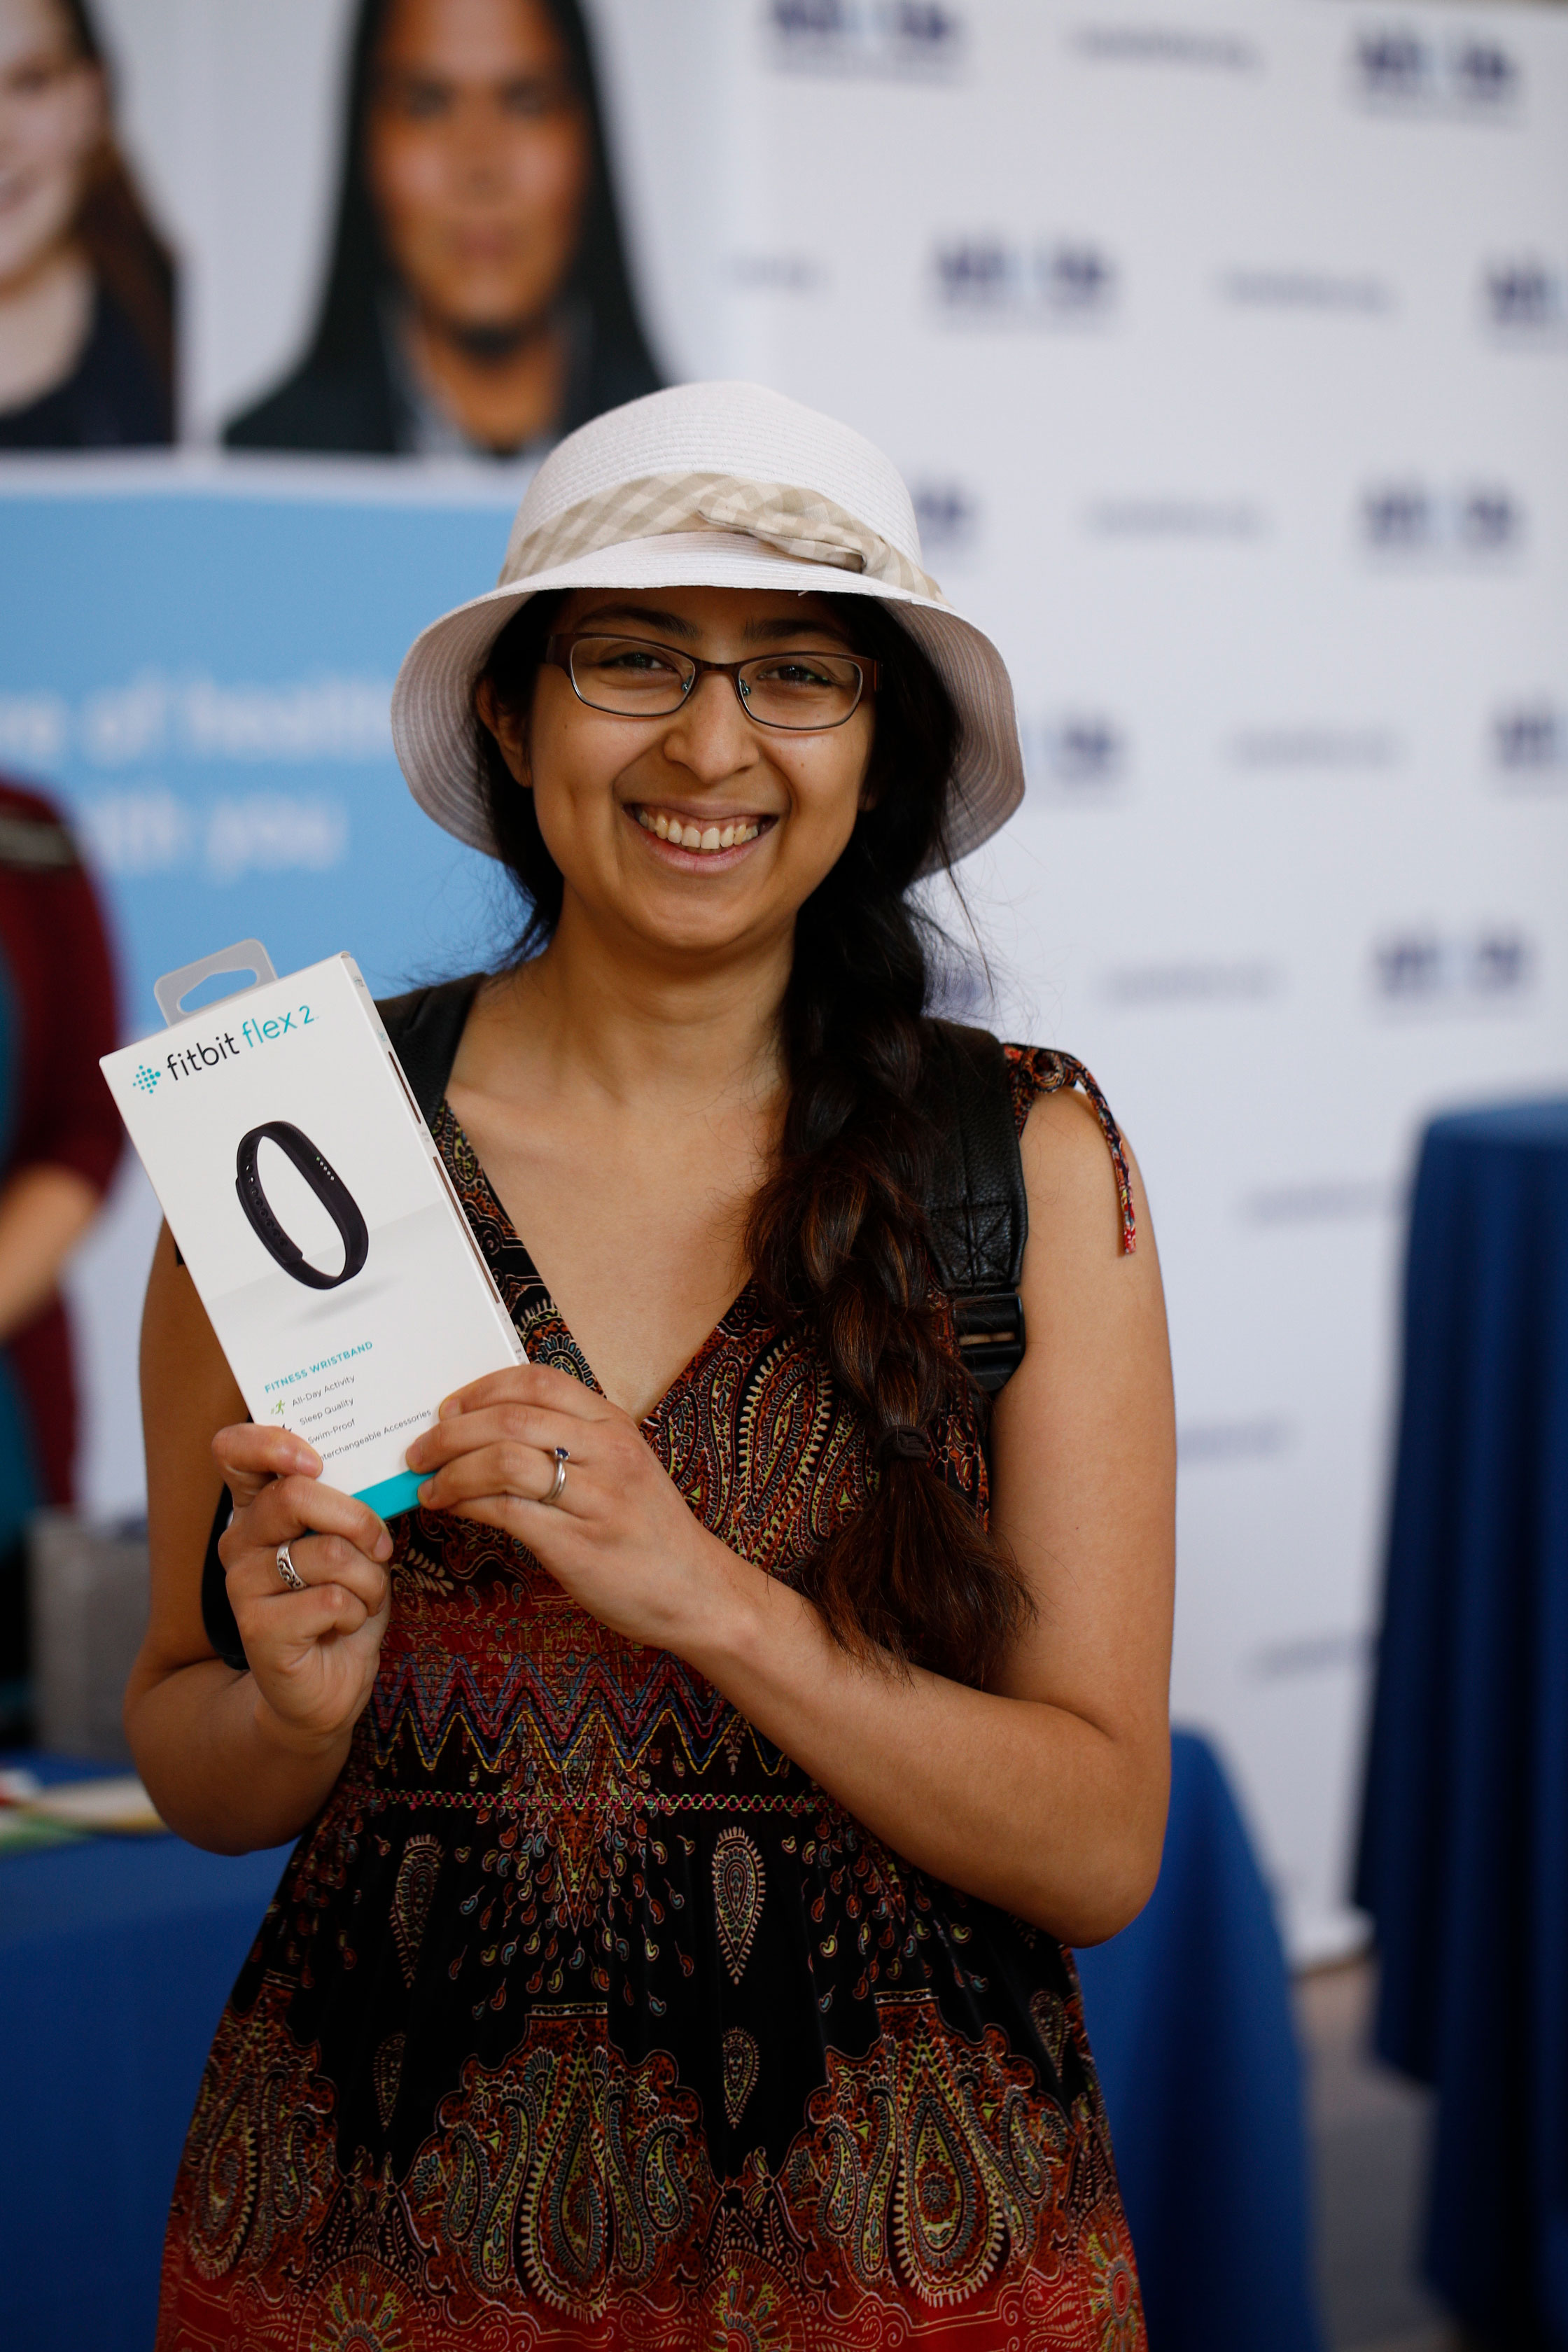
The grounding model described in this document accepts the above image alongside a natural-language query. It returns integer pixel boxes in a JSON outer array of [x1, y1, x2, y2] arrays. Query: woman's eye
[[759, 659, 836, 687], [603, 649, 679, 676]]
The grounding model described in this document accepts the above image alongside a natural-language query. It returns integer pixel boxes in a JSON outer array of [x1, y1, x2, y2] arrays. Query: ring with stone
[[542, 1447, 569, 1506], [276, 1540, 306, 1592]]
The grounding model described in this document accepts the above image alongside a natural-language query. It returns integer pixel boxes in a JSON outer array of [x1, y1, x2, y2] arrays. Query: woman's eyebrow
[[575, 604, 854, 648], [578, 603, 701, 638], [739, 614, 854, 646]]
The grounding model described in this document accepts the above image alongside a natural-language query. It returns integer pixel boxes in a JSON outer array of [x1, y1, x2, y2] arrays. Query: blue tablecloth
[[1357, 1099, 1568, 2344], [2, 1732, 1319, 2350], [1079, 1730, 1322, 2351]]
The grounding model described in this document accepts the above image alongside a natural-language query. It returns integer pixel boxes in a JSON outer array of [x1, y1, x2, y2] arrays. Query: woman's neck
[[494, 895, 792, 1124], [0, 242, 92, 413]]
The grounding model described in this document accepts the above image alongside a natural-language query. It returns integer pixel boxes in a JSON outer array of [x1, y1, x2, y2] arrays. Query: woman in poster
[[225, 0, 660, 461], [0, 0, 176, 449]]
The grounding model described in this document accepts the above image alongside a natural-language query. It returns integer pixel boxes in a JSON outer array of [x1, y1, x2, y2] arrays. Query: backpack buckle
[[952, 1289, 1026, 1394]]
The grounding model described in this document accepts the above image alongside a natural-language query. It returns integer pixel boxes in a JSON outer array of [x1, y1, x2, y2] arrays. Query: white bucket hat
[[391, 380, 1025, 866]]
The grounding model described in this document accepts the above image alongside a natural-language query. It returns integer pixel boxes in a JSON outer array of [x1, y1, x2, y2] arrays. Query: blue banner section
[[0, 481, 525, 1032]]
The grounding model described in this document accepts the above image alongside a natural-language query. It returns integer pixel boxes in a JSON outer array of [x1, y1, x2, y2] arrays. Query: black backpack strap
[[921, 1020, 1029, 1394], [377, 972, 484, 1126], [201, 1490, 244, 1670], [200, 972, 486, 1672]]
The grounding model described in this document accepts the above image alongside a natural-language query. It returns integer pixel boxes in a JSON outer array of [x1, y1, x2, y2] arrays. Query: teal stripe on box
[[355, 1469, 424, 1518]]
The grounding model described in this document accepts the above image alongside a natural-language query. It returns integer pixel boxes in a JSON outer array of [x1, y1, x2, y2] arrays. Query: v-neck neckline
[[443, 1105, 756, 1429]]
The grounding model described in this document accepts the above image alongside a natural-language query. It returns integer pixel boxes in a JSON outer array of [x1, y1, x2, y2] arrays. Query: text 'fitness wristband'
[[234, 1121, 369, 1290]]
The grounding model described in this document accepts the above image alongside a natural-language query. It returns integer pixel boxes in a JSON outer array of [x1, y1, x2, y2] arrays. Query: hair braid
[[477, 594, 1032, 1688]]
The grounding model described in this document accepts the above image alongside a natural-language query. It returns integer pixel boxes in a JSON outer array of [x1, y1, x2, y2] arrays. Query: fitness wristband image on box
[[235, 1121, 369, 1290]]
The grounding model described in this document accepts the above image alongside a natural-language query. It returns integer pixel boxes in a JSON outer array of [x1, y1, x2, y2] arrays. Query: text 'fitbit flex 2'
[[234, 1121, 369, 1289]]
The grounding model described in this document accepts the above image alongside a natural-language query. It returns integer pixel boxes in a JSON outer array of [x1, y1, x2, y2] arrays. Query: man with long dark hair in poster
[[225, 0, 661, 460]]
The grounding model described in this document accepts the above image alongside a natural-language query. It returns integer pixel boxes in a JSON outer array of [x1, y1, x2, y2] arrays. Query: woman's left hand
[[404, 1363, 744, 1654]]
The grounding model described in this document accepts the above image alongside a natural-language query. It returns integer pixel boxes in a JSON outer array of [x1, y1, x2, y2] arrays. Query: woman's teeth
[[636, 808, 762, 853]]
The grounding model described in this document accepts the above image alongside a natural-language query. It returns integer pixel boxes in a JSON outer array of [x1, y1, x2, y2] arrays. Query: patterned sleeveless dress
[[158, 1046, 1147, 2351]]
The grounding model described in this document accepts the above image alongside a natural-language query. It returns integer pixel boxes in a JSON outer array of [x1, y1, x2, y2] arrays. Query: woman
[[225, 0, 659, 460], [132, 381, 1175, 2348], [0, 0, 175, 448]]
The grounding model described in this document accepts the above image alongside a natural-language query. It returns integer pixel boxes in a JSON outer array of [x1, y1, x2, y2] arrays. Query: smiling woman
[[131, 382, 1175, 2348]]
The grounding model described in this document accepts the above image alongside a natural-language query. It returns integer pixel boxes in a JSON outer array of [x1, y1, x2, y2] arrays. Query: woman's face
[[0, 0, 104, 295], [365, 0, 592, 341], [486, 585, 881, 967]]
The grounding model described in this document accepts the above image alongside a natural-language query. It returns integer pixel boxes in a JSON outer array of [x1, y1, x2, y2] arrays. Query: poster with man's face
[[0, 0, 663, 457]]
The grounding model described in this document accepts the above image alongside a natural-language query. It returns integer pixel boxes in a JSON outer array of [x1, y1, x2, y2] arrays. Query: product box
[[102, 945, 525, 1516]]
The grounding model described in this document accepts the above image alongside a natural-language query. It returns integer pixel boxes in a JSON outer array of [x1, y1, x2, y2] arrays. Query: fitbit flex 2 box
[[102, 944, 526, 1518]]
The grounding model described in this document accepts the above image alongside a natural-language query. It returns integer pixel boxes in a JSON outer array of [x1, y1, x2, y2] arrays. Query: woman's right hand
[[214, 1424, 394, 1754]]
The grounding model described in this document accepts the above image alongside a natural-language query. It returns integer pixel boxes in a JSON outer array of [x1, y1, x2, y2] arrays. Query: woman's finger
[[226, 1471, 393, 1562], [414, 1438, 577, 1517], [227, 1522, 389, 1606], [232, 1576, 385, 1648], [213, 1422, 321, 1502], [406, 1402, 587, 1479], [437, 1361, 615, 1426]]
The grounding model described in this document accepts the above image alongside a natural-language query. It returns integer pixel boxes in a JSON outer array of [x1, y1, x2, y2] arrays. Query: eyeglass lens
[[566, 636, 864, 730]]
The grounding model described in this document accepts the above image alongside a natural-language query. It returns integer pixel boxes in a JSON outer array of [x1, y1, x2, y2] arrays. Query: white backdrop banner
[[8, 0, 1567, 1959]]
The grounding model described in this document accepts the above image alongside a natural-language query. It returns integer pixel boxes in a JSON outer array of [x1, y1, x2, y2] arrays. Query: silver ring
[[276, 1540, 305, 1592], [542, 1447, 569, 1506]]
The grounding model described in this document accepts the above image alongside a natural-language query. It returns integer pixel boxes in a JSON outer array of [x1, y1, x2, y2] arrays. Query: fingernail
[[439, 1396, 461, 1419], [419, 1478, 435, 1502], [294, 1447, 320, 1474], [374, 1528, 393, 1560]]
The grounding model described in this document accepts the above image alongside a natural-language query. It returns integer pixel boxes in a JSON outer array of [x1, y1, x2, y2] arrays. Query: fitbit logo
[[155, 1003, 316, 1088], [132, 1063, 160, 1096]]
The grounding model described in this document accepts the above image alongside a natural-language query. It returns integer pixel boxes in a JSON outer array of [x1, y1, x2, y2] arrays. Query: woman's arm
[[408, 1086, 1175, 1943], [124, 1226, 396, 1854], [0, 1163, 101, 1343]]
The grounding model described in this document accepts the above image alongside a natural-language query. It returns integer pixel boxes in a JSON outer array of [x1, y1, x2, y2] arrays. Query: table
[[1357, 1100, 1568, 2344], [1079, 1730, 1322, 2352], [0, 1758, 290, 2352], [2, 1733, 1319, 2350]]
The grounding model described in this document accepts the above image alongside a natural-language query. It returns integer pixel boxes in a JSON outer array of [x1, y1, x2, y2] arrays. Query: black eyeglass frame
[[542, 632, 880, 732]]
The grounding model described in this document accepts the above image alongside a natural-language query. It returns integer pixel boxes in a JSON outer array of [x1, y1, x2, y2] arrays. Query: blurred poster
[[0, 0, 175, 449], [2, 0, 669, 461], [223, 0, 662, 459]]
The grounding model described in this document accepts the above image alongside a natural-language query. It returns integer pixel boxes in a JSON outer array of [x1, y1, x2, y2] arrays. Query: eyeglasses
[[542, 633, 878, 732]]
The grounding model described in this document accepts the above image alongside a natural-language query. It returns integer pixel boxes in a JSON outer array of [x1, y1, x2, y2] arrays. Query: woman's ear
[[476, 677, 531, 788]]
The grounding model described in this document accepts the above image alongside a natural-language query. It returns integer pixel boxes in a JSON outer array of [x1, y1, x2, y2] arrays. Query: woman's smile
[[629, 802, 774, 862]]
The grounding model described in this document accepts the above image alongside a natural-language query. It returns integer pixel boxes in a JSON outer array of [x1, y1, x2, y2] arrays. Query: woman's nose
[[659, 671, 761, 776]]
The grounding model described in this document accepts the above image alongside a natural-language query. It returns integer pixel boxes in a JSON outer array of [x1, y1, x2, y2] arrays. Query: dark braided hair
[[476, 594, 1032, 1688]]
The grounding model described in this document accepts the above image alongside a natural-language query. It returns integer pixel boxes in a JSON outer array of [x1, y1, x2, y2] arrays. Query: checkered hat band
[[500, 472, 944, 604]]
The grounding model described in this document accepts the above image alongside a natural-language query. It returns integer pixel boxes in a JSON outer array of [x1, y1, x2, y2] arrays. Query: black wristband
[[234, 1120, 369, 1289]]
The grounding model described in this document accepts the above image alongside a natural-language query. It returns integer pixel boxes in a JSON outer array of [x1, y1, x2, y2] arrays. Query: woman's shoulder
[[1002, 1043, 1137, 1256]]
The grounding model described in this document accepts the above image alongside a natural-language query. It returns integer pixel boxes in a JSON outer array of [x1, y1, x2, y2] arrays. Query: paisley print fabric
[[157, 1043, 1146, 2350]]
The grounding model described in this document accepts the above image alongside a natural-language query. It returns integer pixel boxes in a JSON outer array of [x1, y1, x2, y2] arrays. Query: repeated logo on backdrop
[[1350, 27, 1521, 115], [1357, 481, 1525, 561], [1480, 257, 1567, 343], [1371, 927, 1534, 1008], [1490, 704, 1567, 788], [928, 237, 1118, 327], [766, 0, 965, 79]]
